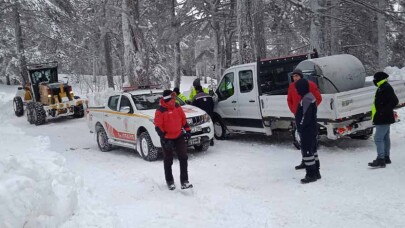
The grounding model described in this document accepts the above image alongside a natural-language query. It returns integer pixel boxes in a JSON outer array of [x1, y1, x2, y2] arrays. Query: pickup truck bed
[[260, 80, 405, 121]]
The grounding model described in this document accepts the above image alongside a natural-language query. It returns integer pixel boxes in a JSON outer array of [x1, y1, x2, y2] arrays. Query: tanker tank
[[295, 54, 366, 94]]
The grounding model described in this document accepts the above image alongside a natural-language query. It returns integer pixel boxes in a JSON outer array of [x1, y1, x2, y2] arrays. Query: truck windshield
[[132, 93, 186, 110]]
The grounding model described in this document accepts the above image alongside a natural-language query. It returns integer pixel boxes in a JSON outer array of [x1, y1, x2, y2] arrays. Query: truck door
[[215, 71, 238, 120], [115, 95, 136, 143], [236, 67, 263, 128], [104, 95, 121, 140]]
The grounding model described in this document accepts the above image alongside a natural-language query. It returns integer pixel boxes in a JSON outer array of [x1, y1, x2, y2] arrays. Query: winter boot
[[368, 158, 386, 168], [210, 139, 215, 146], [181, 181, 193, 189], [385, 156, 391, 164], [314, 161, 321, 179], [167, 182, 176, 190], [301, 168, 317, 184], [295, 160, 305, 170]]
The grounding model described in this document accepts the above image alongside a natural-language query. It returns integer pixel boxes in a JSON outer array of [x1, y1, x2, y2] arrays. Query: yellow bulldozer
[[13, 62, 88, 125]]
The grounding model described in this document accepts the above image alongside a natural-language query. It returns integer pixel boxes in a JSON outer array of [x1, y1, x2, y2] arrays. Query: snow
[[1, 70, 405, 228]]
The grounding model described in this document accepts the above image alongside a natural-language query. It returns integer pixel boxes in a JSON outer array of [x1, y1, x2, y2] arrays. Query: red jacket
[[287, 80, 322, 115], [154, 98, 190, 139]]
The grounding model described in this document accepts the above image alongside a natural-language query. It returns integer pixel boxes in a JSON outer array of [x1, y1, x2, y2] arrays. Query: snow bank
[[0, 87, 120, 228]]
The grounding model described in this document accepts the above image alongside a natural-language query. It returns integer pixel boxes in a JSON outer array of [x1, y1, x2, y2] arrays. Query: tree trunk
[[104, 32, 114, 89], [13, 3, 28, 85], [252, 0, 266, 59], [122, 0, 136, 86], [171, 0, 181, 89], [377, 0, 387, 70], [330, 0, 340, 54], [310, 0, 322, 55]]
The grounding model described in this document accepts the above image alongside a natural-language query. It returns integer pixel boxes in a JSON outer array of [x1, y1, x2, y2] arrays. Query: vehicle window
[[108, 95, 120, 111], [119, 96, 133, 113], [239, 70, 253, 93], [259, 63, 297, 95], [216, 72, 234, 101], [132, 93, 162, 110]]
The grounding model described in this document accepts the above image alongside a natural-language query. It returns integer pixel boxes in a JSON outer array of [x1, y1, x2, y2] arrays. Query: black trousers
[[162, 135, 188, 184]]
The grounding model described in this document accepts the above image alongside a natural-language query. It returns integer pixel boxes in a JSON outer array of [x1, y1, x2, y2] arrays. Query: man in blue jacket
[[368, 72, 398, 168]]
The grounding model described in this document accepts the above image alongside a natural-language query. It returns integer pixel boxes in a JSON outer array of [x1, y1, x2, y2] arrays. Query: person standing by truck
[[287, 68, 322, 170], [189, 78, 210, 101], [154, 90, 193, 190], [173, 87, 190, 104], [295, 78, 321, 183], [192, 85, 215, 146], [368, 72, 399, 168]]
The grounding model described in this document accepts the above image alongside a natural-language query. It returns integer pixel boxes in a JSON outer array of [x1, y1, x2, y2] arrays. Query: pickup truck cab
[[87, 88, 214, 161], [213, 53, 405, 147]]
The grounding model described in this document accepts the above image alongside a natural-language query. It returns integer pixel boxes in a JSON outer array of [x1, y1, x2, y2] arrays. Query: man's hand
[[184, 131, 192, 140]]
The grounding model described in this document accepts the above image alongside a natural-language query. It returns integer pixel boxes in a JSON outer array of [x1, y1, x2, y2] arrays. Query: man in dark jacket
[[154, 90, 193, 190], [287, 68, 322, 170], [192, 85, 215, 146], [368, 72, 399, 168], [295, 79, 321, 184]]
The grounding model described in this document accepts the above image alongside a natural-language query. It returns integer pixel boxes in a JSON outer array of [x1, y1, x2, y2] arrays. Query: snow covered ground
[[1, 72, 405, 228]]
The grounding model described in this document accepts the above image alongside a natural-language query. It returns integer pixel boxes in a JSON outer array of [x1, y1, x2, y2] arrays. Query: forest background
[[0, 0, 404, 90]]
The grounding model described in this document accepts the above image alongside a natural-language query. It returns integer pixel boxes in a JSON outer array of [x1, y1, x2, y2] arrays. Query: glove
[[162, 139, 175, 150], [184, 131, 192, 140]]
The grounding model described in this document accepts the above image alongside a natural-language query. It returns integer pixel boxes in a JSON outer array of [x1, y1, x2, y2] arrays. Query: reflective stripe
[[195, 95, 211, 100], [304, 161, 316, 166], [303, 156, 315, 161]]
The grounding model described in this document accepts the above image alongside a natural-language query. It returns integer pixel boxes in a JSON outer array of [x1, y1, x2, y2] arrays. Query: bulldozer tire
[[26, 103, 35, 125], [13, 96, 24, 117], [96, 124, 112, 152], [73, 104, 84, 118], [32, 102, 46, 126]]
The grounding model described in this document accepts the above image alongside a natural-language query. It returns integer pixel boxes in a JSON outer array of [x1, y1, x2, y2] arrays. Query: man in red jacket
[[154, 90, 193, 190], [287, 68, 322, 170]]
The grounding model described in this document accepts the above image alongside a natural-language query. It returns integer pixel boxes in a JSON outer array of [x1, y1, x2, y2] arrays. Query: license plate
[[191, 126, 202, 133], [188, 137, 200, 146]]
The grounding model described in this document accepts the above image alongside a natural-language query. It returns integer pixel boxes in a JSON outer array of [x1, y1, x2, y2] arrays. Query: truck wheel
[[139, 131, 159, 161], [96, 125, 112, 152], [292, 128, 320, 150], [26, 103, 35, 124], [32, 102, 46, 126], [13, 96, 24, 117], [194, 141, 210, 152], [213, 117, 226, 140], [349, 128, 373, 140], [73, 104, 84, 118]]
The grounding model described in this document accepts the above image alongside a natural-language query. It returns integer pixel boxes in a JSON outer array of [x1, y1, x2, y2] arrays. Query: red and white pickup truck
[[86, 88, 214, 161]]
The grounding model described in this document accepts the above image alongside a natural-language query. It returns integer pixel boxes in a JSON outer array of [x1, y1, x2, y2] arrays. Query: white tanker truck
[[212, 53, 405, 148]]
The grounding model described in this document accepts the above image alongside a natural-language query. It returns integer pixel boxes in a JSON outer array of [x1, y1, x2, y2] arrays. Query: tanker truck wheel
[[13, 96, 24, 117], [349, 128, 373, 140]]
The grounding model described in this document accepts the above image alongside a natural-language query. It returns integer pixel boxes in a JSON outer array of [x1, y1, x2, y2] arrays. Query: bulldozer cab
[[26, 62, 58, 102]]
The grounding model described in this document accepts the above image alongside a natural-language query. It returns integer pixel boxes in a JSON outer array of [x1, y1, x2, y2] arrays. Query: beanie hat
[[295, 78, 309, 97], [173, 87, 180, 95], [193, 78, 201, 87], [292, 68, 304, 78], [373, 72, 389, 82], [163, 89, 173, 102]]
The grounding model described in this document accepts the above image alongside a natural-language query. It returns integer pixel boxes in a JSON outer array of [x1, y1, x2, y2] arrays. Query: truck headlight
[[202, 113, 211, 123]]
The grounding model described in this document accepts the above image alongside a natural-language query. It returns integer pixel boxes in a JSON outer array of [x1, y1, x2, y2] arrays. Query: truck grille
[[187, 115, 204, 127]]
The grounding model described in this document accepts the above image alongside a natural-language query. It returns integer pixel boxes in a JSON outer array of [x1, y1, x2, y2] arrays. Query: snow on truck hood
[[138, 105, 206, 119]]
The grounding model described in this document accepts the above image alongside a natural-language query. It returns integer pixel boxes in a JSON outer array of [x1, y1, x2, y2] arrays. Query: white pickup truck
[[212, 53, 405, 148], [86, 87, 214, 161]]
